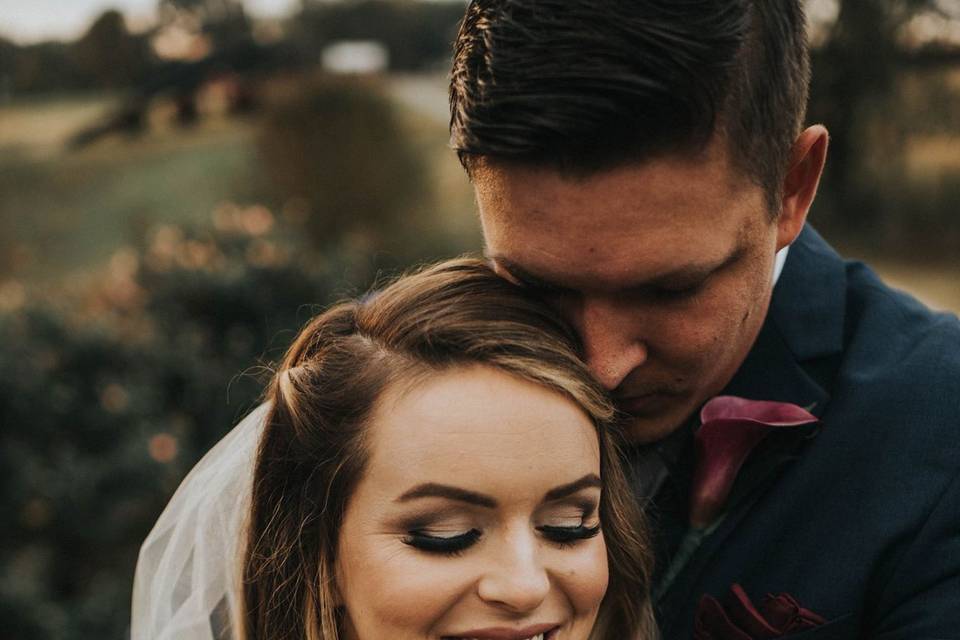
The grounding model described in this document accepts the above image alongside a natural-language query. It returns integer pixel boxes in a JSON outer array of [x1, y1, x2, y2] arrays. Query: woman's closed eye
[[538, 522, 601, 545], [399, 498, 601, 555], [402, 526, 481, 556], [403, 522, 599, 555], [537, 505, 601, 547]]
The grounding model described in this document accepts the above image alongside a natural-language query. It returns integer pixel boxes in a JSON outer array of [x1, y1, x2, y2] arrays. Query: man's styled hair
[[449, 0, 811, 211]]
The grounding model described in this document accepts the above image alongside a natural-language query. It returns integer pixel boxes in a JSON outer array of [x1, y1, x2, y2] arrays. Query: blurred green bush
[[0, 217, 339, 639], [257, 75, 430, 255]]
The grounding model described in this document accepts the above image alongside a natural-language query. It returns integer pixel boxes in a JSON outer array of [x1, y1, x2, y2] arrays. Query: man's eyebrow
[[642, 248, 742, 288], [396, 483, 498, 508], [489, 248, 741, 292], [543, 473, 602, 502], [488, 257, 571, 292]]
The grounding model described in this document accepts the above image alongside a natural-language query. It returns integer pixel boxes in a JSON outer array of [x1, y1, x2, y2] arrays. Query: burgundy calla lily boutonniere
[[654, 396, 819, 601], [689, 396, 820, 528]]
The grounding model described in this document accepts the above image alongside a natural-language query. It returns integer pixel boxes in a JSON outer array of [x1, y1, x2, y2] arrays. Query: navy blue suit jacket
[[652, 226, 960, 639]]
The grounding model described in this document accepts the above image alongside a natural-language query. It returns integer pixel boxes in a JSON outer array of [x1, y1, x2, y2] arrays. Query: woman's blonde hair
[[241, 258, 656, 639]]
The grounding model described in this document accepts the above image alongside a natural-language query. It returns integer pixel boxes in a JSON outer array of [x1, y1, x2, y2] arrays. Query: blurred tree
[[158, 0, 254, 50], [8, 42, 79, 94], [71, 10, 152, 89], [0, 36, 16, 95], [809, 0, 960, 242], [1, 14, 152, 95], [257, 75, 431, 256]]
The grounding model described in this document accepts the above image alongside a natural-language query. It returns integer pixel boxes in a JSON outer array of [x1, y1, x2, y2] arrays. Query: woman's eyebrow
[[543, 474, 602, 502], [395, 483, 498, 508], [394, 474, 601, 507]]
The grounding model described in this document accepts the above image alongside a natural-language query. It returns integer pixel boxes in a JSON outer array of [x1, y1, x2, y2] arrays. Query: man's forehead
[[480, 202, 752, 288], [473, 136, 746, 199], [473, 141, 769, 294], [476, 163, 763, 240]]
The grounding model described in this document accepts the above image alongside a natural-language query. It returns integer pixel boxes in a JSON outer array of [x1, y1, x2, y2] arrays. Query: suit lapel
[[654, 225, 848, 634], [721, 321, 829, 411]]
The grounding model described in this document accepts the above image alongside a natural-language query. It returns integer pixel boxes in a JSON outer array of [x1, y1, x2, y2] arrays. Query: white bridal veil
[[131, 403, 271, 640]]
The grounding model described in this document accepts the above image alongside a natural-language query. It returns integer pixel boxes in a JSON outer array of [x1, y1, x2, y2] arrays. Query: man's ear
[[777, 125, 829, 250]]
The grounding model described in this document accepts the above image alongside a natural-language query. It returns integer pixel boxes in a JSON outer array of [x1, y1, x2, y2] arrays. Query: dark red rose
[[694, 584, 828, 640]]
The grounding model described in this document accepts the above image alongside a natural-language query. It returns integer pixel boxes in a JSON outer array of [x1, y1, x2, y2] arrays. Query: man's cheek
[[668, 308, 731, 352]]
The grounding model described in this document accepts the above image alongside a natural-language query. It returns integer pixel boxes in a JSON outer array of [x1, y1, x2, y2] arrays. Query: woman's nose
[[476, 534, 551, 613]]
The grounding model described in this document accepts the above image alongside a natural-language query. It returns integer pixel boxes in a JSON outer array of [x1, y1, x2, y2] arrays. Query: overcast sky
[[0, 0, 298, 43]]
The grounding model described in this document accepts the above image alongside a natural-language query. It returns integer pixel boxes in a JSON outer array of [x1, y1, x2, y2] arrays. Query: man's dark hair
[[449, 0, 811, 212]]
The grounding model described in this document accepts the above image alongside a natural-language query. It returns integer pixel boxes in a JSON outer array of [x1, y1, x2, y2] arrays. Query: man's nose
[[576, 297, 648, 390], [476, 533, 550, 613]]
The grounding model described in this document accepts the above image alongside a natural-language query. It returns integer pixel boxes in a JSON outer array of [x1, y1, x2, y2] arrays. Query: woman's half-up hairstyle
[[241, 258, 655, 639]]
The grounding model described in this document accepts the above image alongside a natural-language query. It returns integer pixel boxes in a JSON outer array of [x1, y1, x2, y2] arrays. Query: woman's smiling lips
[[443, 622, 560, 640]]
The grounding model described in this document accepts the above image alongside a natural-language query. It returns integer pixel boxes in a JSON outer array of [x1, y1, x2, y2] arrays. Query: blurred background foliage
[[0, 0, 958, 637]]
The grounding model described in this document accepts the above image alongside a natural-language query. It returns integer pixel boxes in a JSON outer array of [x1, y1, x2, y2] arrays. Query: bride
[[132, 258, 657, 639]]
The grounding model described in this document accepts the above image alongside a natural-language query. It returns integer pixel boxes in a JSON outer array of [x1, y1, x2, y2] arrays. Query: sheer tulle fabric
[[131, 403, 270, 640]]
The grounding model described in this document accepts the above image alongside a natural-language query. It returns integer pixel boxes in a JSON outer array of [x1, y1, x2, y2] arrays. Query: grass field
[[0, 78, 956, 314], [0, 93, 119, 156], [0, 103, 264, 282], [0, 77, 482, 286]]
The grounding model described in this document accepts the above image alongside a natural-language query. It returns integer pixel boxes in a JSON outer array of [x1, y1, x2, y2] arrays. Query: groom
[[450, 1, 960, 638]]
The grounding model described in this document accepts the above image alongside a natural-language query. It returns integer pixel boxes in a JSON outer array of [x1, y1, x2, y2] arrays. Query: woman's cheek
[[348, 546, 477, 631], [555, 536, 610, 614]]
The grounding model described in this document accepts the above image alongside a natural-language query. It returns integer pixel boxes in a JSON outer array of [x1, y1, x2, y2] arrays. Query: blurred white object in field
[[322, 40, 389, 74]]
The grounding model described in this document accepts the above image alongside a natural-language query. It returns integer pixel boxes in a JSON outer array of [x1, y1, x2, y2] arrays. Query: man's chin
[[619, 397, 695, 444]]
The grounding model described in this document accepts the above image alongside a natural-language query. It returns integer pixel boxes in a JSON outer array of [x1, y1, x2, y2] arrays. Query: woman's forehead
[[359, 365, 601, 501]]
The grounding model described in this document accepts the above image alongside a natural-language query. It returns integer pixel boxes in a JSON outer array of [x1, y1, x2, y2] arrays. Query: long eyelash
[[538, 523, 602, 548], [402, 529, 482, 556]]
